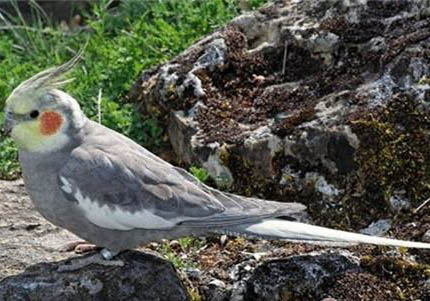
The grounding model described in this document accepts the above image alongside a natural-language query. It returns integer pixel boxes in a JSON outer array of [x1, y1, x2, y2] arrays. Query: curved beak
[[2, 111, 15, 136]]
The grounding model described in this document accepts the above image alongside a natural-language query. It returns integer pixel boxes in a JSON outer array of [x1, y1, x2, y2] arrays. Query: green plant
[[159, 241, 194, 270], [0, 138, 20, 180], [158, 236, 205, 270], [245, 0, 269, 10], [178, 236, 205, 250], [190, 166, 210, 183]]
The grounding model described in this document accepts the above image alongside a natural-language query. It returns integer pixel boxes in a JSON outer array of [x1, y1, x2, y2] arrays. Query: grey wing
[[58, 145, 303, 231], [171, 166, 308, 224]]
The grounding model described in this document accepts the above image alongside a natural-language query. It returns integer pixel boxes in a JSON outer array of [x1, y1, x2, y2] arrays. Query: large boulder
[[0, 251, 190, 301], [129, 0, 430, 228], [245, 250, 360, 301]]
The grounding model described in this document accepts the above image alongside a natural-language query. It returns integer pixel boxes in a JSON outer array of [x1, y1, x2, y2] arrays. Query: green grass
[[190, 166, 210, 183], [159, 236, 205, 270], [0, 137, 19, 180], [0, 0, 268, 179]]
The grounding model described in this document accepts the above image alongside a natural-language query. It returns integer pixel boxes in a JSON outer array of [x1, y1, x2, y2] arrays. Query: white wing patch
[[60, 177, 175, 231], [60, 176, 72, 194]]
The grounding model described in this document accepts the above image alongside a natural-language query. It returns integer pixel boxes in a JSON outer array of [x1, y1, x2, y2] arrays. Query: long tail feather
[[224, 219, 430, 249]]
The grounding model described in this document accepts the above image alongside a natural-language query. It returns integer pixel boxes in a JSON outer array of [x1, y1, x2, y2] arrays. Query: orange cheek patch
[[40, 111, 63, 135]]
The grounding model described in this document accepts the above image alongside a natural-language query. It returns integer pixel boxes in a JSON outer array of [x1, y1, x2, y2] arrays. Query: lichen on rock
[[128, 0, 430, 230]]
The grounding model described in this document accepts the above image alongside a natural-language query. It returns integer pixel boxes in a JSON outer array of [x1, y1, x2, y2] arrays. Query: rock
[[129, 0, 430, 228], [0, 251, 190, 301], [220, 234, 228, 246], [420, 278, 430, 298], [388, 192, 411, 213], [197, 249, 360, 301], [202, 279, 229, 301], [422, 229, 430, 243], [228, 259, 261, 301], [360, 219, 392, 237], [185, 267, 202, 279], [245, 250, 360, 301]]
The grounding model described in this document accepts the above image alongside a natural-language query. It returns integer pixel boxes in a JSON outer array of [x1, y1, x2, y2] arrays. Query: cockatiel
[[3, 52, 430, 270]]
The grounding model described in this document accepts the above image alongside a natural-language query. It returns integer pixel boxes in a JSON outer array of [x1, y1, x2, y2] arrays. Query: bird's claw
[[58, 248, 123, 272], [59, 240, 99, 254], [100, 248, 118, 260]]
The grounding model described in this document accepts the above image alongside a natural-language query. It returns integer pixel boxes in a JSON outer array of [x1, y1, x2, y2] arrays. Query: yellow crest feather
[[6, 45, 86, 106]]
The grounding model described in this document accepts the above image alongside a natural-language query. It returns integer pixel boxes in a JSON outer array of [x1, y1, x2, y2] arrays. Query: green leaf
[[190, 166, 210, 183]]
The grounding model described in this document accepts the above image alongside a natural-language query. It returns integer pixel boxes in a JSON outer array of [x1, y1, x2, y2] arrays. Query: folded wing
[[58, 144, 305, 231]]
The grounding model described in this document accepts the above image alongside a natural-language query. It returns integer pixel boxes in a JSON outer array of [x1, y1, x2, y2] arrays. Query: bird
[[3, 51, 430, 271]]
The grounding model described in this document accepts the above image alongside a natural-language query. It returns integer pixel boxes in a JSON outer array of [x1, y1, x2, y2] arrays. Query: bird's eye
[[29, 110, 39, 119]]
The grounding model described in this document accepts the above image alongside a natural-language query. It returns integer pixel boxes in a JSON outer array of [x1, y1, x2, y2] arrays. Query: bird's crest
[[6, 46, 85, 106]]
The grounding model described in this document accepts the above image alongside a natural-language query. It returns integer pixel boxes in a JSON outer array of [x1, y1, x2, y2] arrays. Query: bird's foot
[[58, 248, 124, 272], [59, 240, 99, 254]]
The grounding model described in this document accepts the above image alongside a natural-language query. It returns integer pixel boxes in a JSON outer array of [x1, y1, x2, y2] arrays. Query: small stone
[[220, 234, 228, 246], [203, 278, 229, 301], [169, 240, 181, 249], [252, 74, 266, 85], [389, 193, 411, 213], [422, 230, 430, 243], [360, 219, 392, 237], [242, 251, 269, 261], [147, 242, 159, 250], [185, 268, 202, 279], [209, 279, 226, 288]]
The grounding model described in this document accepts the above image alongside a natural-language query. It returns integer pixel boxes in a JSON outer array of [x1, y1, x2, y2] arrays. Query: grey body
[[21, 152, 205, 252], [20, 118, 304, 252]]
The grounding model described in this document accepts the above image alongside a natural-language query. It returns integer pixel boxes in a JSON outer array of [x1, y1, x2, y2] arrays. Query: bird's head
[[3, 53, 86, 153]]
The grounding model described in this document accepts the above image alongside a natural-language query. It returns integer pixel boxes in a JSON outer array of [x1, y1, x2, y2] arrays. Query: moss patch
[[305, 93, 430, 230], [223, 148, 277, 197], [351, 93, 430, 210]]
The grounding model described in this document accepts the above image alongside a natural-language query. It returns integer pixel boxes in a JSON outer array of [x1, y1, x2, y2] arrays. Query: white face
[[4, 89, 73, 153], [3, 51, 85, 153]]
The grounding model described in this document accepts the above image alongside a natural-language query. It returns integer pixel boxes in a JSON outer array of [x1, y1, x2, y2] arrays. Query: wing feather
[[58, 122, 305, 230]]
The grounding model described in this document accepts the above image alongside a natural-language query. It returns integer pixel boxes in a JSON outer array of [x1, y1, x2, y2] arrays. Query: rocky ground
[[2, 180, 430, 300]]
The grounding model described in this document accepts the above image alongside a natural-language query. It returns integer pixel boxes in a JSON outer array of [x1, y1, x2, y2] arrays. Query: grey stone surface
[[129, 0, 430, 229], [245, 250, 360, 301], [0, 251, 190, 301], [360, 219, 392, 237]]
